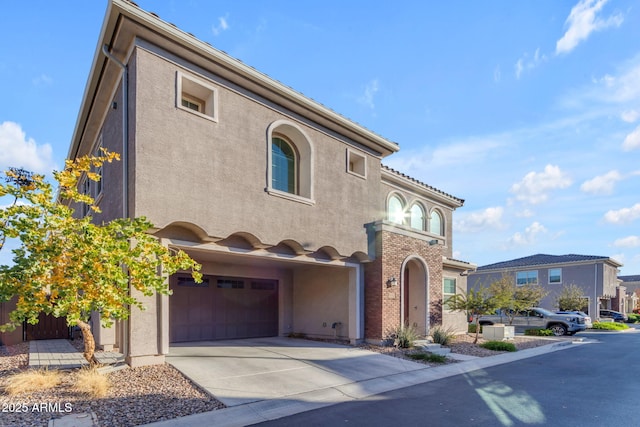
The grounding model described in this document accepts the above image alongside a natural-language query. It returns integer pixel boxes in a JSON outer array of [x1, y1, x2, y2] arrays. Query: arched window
[[410, 204, 425, 231], [271, 136, 297, 194], [266, 120, 314, 203], [430, 210, 443, 236], [388, 195, 405, 225]]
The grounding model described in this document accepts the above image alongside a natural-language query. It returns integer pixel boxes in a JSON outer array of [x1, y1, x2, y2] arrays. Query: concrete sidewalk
[[142, 337, 588, 427], [28, 339, 125, 370]]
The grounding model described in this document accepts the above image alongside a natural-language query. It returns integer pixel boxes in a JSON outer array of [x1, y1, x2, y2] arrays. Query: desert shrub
[[386, 323, 419, 348], [591, 322, 629, 330], [468, 324, 482, 334], [74, 367, 110, 398], [430, 326, 456, 346], [5, 369, 62, 396], [525, 328, 553, 336], [408, 352, 447, 363], [479, 341, 517, 352]]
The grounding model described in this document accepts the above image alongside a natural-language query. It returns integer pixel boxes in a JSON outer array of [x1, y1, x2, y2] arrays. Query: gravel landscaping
[[0, 334, 559, 426], [0, 342, 224, 427]]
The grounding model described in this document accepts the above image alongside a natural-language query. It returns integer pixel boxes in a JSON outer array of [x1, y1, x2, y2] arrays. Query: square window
[[549, 268, 562, 284], [177, 71, 218, 122], [346, 149, 366, 178]]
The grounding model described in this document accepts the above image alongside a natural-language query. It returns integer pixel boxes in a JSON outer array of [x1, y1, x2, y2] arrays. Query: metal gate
[[24, 313, 71, 340]]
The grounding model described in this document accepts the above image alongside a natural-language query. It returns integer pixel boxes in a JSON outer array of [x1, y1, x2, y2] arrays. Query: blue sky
[[1, 0, 639, 275]]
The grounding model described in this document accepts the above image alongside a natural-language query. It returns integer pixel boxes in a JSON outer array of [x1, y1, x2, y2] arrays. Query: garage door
[[170, 274, 278, 343]]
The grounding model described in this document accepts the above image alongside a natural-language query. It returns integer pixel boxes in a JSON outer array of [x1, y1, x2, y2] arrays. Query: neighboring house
[[468, 254, 624, 320], [57, 0, 475, 366], [618, 275, 640, 313]]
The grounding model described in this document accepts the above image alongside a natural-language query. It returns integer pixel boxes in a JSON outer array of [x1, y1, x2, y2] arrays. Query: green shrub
[[408, 352, 447, 363], [386, 323, 419, 348], [626, 313, 640, 323], [591, 322, 629, 330], [430, 326, 456, 346], [525, 328, 553, 336], [480, 341, 517, 352], [468, 323, 482, 334]]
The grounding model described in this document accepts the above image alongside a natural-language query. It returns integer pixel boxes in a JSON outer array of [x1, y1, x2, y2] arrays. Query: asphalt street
[[255, 328, 640, 427]]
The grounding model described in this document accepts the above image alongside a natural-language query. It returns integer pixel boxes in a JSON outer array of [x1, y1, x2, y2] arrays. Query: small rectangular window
[[549, 268, 562, 284], [177, 277, 209, 287], [516, 270, 538, 286], [346, 149, 366, 178], [251, 280, 277, 291], [91, 136, 104, 200], [177, 71, 218, 122], [443, 277, 457, 310], [181, 96, 203, 112], [217, 279, 244, 289]]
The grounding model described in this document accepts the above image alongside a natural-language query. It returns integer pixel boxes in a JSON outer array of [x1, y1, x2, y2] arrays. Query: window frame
[[388, 194, 405, 225], [409, 203, 426, 231], [91, 135, 104, 203], [176, 71, 219, 122], [548, 268, 562, 284], [271, 135, 298, 194], [516, 270, 539, 286], [429, 209, 444, 236], [346, 148, 367, 179], [265, 120, 315, 205], [443, 277, 457, 310]]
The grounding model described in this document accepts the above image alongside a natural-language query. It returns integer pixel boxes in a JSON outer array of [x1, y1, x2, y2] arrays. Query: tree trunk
[[473, 316, 480, 344], [77, 320, 96, 365]]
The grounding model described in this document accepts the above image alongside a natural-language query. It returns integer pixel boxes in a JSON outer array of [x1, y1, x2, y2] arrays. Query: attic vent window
[[177, 71, 218, 122]]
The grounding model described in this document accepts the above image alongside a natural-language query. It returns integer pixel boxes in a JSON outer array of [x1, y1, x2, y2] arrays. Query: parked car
[[599, 309, 628, 323], [478, 307, 586, 336], [556, 311, 592, 328]]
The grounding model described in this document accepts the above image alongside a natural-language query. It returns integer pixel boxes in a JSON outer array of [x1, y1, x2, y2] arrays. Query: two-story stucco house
[[468, 254, 624, 320], [66, 0, 474, 366]]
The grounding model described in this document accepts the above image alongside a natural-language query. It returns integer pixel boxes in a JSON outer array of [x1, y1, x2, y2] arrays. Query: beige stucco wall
[[129, 45, 382, 256], [291, 266, 350, 339], [441, 268, 468, 333]]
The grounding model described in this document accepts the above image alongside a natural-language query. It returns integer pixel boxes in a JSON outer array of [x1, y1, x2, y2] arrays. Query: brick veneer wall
[[364, 229, 444, 341]]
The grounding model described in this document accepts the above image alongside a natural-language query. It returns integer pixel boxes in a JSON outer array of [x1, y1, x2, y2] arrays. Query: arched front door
[[402, 257, 429, 336]]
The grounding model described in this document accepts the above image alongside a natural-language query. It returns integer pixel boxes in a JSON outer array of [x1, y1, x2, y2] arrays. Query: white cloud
[[622, 125, 640, 151], [556, 0, 623, 55], [0, 121, 55, 174], [514, 48, 546, 79], [212, 15, 230, 36], [507, 221, 547, 246], [494, 65, 501, 83], [515, 209, 534, 218], [604, 203, 640, 224], [454, 207, 505, 233], [621, 109, 640, 123], [613, 235, 640, 248], [580, 170, 622, 195], [510, 164, 572, 205], [32, 74, 53, 86], [357, 79, 379, 110]]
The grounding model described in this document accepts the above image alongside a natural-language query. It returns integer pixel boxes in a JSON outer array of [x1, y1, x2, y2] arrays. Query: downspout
[[101, 45, 129, 359]]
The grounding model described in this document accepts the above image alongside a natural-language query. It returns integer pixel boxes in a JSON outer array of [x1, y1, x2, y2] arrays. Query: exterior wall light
[[386, 276, 398, 287]]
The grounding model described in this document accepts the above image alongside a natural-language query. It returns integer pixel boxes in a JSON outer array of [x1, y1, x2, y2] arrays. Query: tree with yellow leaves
[[0, 150, 201, 364]]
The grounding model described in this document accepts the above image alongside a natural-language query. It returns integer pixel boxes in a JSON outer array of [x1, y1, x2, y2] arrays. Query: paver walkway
[[28, 339, 124, 369]]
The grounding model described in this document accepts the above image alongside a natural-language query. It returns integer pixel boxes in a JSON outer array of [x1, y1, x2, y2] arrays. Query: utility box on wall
[[482, 325, 515, 340]]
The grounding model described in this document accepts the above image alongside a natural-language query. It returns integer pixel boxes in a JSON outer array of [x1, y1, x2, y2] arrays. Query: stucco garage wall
[[292, 267, 349, 339]]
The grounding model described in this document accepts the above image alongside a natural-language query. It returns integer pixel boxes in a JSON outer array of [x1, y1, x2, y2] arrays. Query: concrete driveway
[[167, 337, 426, 407]]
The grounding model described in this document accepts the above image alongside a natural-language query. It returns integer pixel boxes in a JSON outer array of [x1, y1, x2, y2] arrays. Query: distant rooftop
[[476, 253, 618, 271], [619, 275, 640, 282]]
